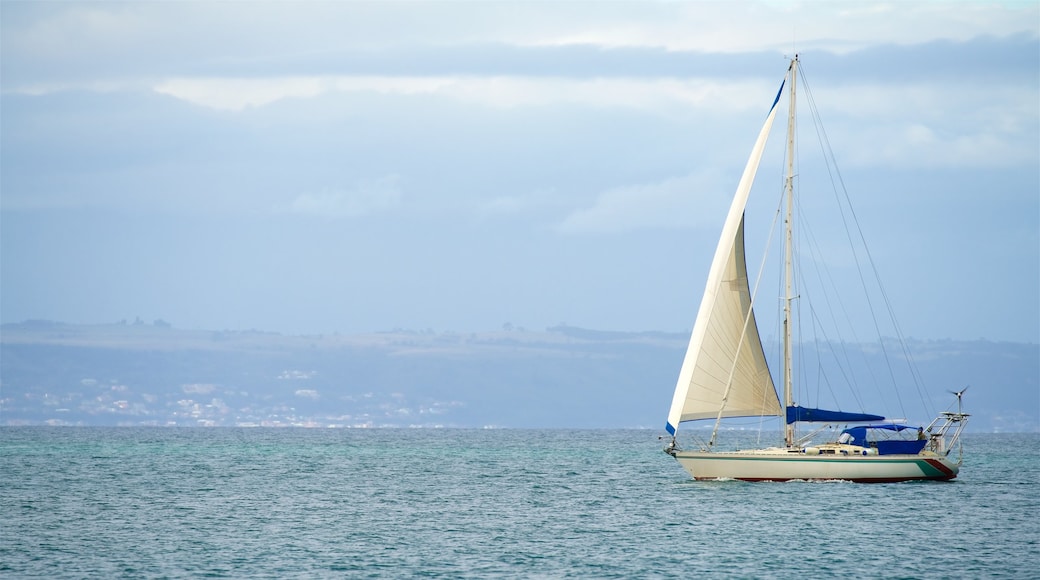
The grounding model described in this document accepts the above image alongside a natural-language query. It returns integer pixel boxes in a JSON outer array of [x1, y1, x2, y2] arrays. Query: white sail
[[665, 81, 786, 435]]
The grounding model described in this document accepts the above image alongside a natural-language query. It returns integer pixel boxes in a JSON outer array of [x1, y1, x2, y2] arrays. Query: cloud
[[879, 123, 1032, 169], [556, 171, 730, 234], [149, 74, 773, 113], [288, 176, 403, 218], [477, 188, 565, 219], [794, 83, 1039, 170], [4, 3, 1035, 85], [153, 77, 328, 112], [515, 2, 1037, 54], [152, 76, 462, 112]]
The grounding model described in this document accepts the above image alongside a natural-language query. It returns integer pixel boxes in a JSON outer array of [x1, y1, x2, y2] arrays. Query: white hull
[[672, 447, 960, 482]]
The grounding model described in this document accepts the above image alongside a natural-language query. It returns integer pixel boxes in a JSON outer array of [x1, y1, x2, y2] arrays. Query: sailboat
[[664, 56, 969, 482]]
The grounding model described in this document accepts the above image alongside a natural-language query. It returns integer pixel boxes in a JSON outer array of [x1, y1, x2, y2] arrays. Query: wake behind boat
[[663, 56, 969, 482]]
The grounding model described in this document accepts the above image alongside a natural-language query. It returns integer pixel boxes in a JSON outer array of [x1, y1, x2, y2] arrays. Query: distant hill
[[1, 321, 1036, 432]]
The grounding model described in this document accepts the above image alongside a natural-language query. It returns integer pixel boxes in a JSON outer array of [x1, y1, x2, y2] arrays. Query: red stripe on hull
[[734, 477, 953, 483], [923, 458, 958, 479], [694, 474, 957, 483]]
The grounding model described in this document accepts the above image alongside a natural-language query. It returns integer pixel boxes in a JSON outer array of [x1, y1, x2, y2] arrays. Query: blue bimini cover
[[840, 424, 928, 455]]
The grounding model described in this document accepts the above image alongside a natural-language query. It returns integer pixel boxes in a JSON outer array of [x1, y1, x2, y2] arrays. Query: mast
[[783, 56, 798, 448]]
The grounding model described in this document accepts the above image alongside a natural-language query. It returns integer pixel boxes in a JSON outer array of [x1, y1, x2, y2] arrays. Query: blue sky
[[2, 1, 1038, 342]]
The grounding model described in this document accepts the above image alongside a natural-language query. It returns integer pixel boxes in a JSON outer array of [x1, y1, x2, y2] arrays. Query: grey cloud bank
[[2, 2, 1037, 343]]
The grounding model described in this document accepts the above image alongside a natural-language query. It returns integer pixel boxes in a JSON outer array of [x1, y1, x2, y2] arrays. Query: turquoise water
[[3, 428, 1038, 578]]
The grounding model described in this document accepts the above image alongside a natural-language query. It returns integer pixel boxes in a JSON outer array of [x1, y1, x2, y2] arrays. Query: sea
[[2, 428, 1038, 579]]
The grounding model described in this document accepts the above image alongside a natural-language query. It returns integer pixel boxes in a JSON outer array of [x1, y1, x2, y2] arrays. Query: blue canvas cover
[[840, 424, 928, 455], [786, 406, 884, 424]]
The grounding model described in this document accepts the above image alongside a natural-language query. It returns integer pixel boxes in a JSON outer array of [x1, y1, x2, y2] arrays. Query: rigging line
[[794, 208, 870, 412], [793, 191, 856, 340], [791, 169, 914, 419], [764, 152, 792, 424], [801, 288, 822, 404], [804, 298, 869, 412], [822, 116, 933, 418], [756, 288, 779, 447], [770, 187, 786, 401], [803, 237, 877, 397], [790, 174, 871, 363], [812, 323, 841, 413], [793, 195, 874, 411], [786, 108, 874, 415], [742, 136, 789, 446], [798, 63, 915, 418]]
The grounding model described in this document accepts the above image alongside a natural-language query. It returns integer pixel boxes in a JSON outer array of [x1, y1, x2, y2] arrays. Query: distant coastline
[[2, 320, 1037, 432]]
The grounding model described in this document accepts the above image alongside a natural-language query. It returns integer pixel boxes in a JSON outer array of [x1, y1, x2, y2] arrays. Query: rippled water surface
[[3, 428, 1037, 578]]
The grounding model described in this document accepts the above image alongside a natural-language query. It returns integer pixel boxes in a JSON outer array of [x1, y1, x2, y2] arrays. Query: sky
[[2, 1, 1038, 342]]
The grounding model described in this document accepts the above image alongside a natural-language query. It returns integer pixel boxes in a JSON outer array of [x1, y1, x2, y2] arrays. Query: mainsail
[[665, 78, 787, 436]]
